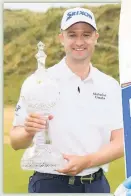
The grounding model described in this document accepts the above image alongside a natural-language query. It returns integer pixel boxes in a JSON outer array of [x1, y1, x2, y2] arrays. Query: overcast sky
[[4, 3, 118, 12]]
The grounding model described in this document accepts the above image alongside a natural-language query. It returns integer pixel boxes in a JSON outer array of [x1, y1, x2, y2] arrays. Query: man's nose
[[75, 37, 84, 47]]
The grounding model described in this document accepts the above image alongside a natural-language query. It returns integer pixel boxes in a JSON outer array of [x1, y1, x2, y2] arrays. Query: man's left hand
[[57, 154, 91, 176]]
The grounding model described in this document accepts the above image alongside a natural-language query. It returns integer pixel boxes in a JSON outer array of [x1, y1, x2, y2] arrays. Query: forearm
[[10, 126, 34, 150], [87, 139, 124, 168]]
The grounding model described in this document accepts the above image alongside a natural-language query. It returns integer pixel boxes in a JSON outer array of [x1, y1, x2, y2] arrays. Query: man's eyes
[[83, 34, 90, 37], [68, 34, 91, 37], [68, 34, 76, 37]]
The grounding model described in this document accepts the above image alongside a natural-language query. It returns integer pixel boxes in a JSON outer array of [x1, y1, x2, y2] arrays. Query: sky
[[4, 3, 117, 12]]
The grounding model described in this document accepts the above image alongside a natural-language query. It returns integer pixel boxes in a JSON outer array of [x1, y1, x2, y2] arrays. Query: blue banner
[[122, 85, 131, 178]]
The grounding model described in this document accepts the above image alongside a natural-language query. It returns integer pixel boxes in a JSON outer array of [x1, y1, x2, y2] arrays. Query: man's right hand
[[24, 113, 53, 136]]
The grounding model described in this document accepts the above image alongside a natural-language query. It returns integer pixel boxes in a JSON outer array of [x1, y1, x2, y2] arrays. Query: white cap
[[61, 7, 97, 31]]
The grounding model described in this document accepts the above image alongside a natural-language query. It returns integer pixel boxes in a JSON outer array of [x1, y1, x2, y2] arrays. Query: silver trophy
[[20, 41, 66, 171]]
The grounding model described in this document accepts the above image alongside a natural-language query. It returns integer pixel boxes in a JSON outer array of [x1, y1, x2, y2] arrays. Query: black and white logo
[[15, 104, 21, 112], [93, 92, 106, 100], [15, 104, 21, 116]]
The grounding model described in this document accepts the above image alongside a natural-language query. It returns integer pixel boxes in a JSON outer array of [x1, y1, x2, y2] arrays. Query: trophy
[[20, 41, 66, 171]]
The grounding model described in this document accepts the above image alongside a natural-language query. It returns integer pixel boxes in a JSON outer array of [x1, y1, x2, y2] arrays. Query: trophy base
[[21, 144, 66, 171]]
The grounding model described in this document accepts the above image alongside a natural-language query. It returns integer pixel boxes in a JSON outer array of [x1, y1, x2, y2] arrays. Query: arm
[[88, 128, 124, 167], [10, 114, 53, 150], [57, 128, 124, 175], [89, 81, 124, 166], [10, 78, 43, 150], [10, 126, 34, 150]]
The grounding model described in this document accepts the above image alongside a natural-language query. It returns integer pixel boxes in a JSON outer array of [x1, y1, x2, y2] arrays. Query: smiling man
[[10, 7, 124, 193]]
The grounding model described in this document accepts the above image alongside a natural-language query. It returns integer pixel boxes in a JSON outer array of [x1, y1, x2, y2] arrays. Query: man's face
[[59, 22, 99, 61]]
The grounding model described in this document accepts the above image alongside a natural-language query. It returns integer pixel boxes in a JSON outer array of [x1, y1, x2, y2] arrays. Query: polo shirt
[[13, 57, 123, 176]]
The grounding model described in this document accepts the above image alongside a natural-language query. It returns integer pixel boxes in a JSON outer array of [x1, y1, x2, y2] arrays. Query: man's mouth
[[73, 48, 85, 51]]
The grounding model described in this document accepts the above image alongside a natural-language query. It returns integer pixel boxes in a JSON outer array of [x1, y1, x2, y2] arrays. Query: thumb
[[48, 115, 54, 120]]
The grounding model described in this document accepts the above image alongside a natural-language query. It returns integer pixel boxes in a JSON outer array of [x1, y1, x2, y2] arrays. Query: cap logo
[[66, 11, 92, 21]]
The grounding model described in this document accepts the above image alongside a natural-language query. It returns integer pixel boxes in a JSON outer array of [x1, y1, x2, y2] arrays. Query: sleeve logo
[[15, 105, 21, 112]]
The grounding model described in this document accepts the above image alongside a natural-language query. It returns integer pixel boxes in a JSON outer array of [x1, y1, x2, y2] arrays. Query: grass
[[4, 107, 125, 193], [4, 145, 32, 193]]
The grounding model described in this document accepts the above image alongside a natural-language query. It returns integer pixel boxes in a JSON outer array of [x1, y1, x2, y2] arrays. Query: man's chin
[[72, 55, 89, 61]]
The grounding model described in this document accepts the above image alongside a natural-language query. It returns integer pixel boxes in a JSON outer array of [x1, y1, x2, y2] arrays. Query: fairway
[[4, 107, 125, 193]]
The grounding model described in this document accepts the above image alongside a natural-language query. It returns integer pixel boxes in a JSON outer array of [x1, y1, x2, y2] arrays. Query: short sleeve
[[12, 96, 27, 126], [12, 79, 29, 126], [110, 81, 124, 131]]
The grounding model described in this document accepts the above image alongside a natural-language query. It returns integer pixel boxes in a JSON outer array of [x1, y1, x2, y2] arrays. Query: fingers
[[26, 115, 46, 125], [63, 154, 73, 161], [57, 162, 73, 173], [48, 115, 53, 120], [25, 126, 43, 133], [25, 121, 45, 129], [24, 113, 53, 135], [57, 154, 80, 175], [57, 166, 77, 176], [57, 167, 70, 174], [29, 113, 53, 120], [57, 154, 74, 173]]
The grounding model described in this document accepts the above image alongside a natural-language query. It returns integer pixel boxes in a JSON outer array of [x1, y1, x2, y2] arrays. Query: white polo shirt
[[13, 57, 123, 176]]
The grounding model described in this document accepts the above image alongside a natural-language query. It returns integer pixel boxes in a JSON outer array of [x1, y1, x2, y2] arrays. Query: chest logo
[[93, 92, 106, 100]]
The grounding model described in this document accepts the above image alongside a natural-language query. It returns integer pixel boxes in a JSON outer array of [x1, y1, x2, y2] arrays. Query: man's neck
[[65, 57, 91, 80]]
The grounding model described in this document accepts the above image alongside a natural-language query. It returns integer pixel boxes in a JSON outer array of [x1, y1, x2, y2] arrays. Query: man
[[10, 7, 124, 193]]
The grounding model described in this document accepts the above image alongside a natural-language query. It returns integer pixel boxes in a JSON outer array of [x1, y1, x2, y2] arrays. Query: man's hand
[[57, 154, 91, 176], [24, 113, 53, 136]]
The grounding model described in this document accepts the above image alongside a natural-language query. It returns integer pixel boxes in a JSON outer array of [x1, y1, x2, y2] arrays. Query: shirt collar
[[59, 57, 97, 83]]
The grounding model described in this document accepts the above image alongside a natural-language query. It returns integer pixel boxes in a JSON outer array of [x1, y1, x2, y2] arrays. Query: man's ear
[[58, 32, 64, 45], [95, 32, 99, 44]]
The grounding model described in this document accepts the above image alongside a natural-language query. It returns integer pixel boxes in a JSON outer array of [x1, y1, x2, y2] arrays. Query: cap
[[61, 7, 97, 31]]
